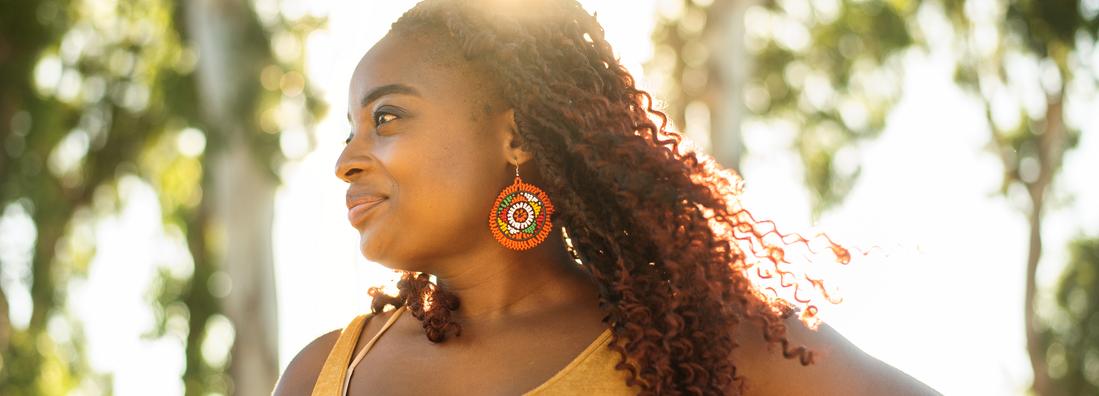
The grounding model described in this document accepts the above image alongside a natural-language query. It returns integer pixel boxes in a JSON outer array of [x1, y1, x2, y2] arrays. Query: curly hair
[[364, 0, 852, 394]]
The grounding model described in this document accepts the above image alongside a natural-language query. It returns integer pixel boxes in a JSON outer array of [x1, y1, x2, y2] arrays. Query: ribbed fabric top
[[309, 305, 641, 395]]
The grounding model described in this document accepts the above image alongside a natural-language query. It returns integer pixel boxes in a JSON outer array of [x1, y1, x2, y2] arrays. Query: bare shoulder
[[271, 310, 392, 396], [728, 312, 941, 396], [271, 328, 342, 396]]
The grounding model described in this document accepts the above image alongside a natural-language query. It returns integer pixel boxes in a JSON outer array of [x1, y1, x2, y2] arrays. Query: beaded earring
[[488, 161, 555, 250]]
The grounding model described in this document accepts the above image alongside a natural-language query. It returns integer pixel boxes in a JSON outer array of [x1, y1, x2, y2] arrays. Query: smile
[[348, 198, 387, 227]]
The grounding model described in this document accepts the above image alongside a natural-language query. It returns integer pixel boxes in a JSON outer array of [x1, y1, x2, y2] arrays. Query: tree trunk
[[1025, 191, 1051, 396], [1022, 92, 1067, 396], [705, 0, 753, 169], [184, 0, 280, 394], [213, 134, 280, 395], [0, 277, 9, 352]]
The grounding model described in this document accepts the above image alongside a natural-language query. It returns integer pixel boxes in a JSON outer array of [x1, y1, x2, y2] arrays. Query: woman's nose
[[335, 149, 369, 183]]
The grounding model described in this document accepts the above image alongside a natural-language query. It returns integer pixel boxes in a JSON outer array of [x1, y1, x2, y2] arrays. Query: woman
[[274, 0, 940, 394]]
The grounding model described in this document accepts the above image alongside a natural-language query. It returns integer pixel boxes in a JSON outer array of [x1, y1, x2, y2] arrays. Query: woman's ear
[[501, 108, 534, 165]]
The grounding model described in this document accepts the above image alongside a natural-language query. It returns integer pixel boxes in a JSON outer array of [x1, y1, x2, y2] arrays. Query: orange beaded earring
[[488, 161, 555, 250]]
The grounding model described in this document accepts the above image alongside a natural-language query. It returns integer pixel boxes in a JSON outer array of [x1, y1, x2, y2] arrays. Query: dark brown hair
[[365, 1, 851, 394]]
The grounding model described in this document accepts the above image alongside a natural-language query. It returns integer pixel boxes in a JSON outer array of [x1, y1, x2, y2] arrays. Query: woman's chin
[[358, 240, 431, 273], [358, 232, 387, 263], [358, 234, 412, 272]]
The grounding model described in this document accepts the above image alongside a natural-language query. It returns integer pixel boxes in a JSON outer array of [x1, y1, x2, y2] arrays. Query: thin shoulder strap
[[341, 305, 407, 395], [310, 312, 371, 396]]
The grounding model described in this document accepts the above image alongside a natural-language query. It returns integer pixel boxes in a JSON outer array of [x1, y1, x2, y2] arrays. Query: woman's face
[[336, 31, 516, 270]]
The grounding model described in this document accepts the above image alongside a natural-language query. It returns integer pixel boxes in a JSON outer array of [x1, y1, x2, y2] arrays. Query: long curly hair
[[365, 1, 853, 394]]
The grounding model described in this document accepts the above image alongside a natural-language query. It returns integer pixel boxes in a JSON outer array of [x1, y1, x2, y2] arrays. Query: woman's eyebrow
[[360, 83, 420, 108], [347, 83, 421, 123]]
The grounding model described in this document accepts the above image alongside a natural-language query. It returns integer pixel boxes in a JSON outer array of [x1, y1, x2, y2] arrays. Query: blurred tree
[[1040, 237, 1099, 395], [655, 0, 1099, 394], [650, 0, 917, 215], [0, 0, 323, 394], [1, 0, 187, 393], [0, 0, 83, 393], [942, 1, 1098, 394], [648, 0, 756, 170], [174, 0, 323, 393]]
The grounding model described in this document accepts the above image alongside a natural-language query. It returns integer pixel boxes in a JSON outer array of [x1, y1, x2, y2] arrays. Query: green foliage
[[1040, 237, 1099, 394], [651, 0, 919, 216], [944, 0, 1096, 197], [656, 5, 1096, 394], [648, 0, 707, 137], [748, 0, 917, 214], [942, 1, 1097, 394], [0, 0, 325, 394]]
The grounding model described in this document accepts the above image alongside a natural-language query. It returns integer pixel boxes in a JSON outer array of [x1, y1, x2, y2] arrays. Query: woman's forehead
[[349, 32, 478, 105], [348, 32, 507, 125]]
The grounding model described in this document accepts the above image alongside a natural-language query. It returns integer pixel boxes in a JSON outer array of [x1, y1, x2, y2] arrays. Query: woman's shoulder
[[728, 313, 940, 396], [271, 327, 342, 396], [271, 310, 393, 396]]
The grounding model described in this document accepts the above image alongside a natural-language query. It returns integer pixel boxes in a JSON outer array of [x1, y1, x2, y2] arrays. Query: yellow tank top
[[309, 305, 642, 395]]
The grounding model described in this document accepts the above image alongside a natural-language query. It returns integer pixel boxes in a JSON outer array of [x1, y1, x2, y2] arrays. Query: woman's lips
[[347, 198, 387, 227]]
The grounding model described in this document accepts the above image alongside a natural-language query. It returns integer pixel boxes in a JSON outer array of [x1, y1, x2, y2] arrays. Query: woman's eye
[[373, 111, 398, 127], [346, 110, 399, 144]]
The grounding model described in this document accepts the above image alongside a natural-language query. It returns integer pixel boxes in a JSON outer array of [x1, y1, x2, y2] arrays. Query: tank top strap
[[342, 305, 406, 395], [309, 306, 406, 396]]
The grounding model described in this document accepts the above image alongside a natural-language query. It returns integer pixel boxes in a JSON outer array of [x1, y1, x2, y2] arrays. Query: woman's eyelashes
[[345, 109, 401, 144], [373, 110, 398, 127]]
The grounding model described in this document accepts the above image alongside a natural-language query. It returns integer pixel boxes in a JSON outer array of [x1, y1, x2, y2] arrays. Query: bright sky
[[10, 1, 1093, 395]]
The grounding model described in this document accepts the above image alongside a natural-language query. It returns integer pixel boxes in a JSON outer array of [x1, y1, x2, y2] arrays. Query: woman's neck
[[430, 227, 599, 323]]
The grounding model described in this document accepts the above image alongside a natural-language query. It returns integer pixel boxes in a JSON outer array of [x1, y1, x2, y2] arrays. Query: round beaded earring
[[488, 161, 555, 250]]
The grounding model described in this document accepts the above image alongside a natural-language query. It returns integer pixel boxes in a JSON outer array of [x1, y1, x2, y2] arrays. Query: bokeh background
[[1, 0, 1098, 395]]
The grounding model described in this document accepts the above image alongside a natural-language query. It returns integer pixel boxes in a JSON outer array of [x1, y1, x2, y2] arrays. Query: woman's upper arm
[[271, 329, 341, 396], [729, 314, 942, 396]]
